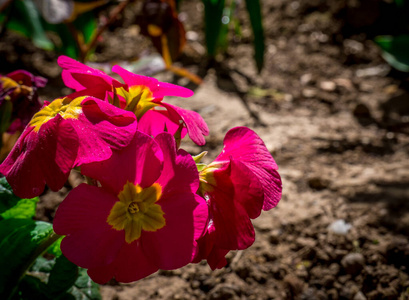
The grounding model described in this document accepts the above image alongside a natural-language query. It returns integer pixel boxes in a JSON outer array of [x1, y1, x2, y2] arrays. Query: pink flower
[[112, 66, 209, 145], [0, 96, 137, 198], [53, 132, 208, 283], [0, 70, 47, 133], [57, 56, 209, 145], [194, 127, 282, 269]]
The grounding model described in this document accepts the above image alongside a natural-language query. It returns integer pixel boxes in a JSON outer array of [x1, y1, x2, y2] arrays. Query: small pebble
[[319, 81, 336, 92], [341, 253, 365, 275]]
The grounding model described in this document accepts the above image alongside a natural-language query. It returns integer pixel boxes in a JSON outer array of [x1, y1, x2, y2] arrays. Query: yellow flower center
[[107, 182, 165, 244], [198, 163, 223, 194], [0, 77, 18, 91], [115, 85, 158, 120], [128, 202, 140, 214], [0, 77, 32, 98], [29, 96, 85, 132]]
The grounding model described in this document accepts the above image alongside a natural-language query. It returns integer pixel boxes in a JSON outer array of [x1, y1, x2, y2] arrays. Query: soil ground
[[2, 0, 409, 299]]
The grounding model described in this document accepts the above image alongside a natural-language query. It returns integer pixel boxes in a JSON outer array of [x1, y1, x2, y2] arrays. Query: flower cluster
[[0, 56, 282, 283]]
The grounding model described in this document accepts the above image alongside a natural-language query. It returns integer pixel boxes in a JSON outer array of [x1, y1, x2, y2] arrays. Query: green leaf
[[0, 197, 39, 220], [0, 177, 20, 213], [203, 0, 225, 56], [41, 22, 79, 58], [47, 236, 63, 257], [0, 219, 58, 299], [0, 177, 39, 220], [14, 274, 77, 300], [30, 256, 56, 273], [217, 5, 233, 52], [69, 268, 101, 300], [47, 255, 78, 297], [244, 0, 265, 72], [13, 241, 99, 300], [375, 35, 409, 72]]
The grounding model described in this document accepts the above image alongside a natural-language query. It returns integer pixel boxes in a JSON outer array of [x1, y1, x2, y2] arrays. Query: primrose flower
[[194, 127, 282, 269], [112, 66, 209, 145], [57, 56, 209, 145], [53, 132, 208, 283], [0, 96, 137, 198], [0, 70, 47, 133]]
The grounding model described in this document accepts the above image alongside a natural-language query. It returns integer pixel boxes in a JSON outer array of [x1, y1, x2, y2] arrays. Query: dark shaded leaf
[[13, 274, 76, 300], [244, 0, 265, 72], [0, 219, 56, 299], [0, 177, 39, 220], [69, 268, 101, 300], [13, 275, 49, 300], [73, 11, 97, 45], [375, 35, 409, 72], [47, 255, 78, 297], [0, 176, 21, 213], [217, 5, 233, 52], [30, 256, 56, 273], [203, 0, 225, 56]]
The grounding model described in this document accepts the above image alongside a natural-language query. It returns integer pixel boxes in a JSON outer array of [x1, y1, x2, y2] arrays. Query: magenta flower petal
[[86, 263, 116, 285], [72, 98, 138, 165], [215, 127, 282, 210], [160, 103, 209, 146], [6, 70, 47, 88], [155, 132, 199, 194], [229, 158, 263, 219], [193, 227, 229, 270], [58, 56, 120, 92], [0, 130, 47, 197], [201, 241, 229, 270], [38, 117, 79, 191], [153, 81, 194, 98], [112, 65, 194, 98], [143, 193, 208, 269], [113, 243, 158, 283], [81, 131, 162, 193], [138, 109, 188, 139], [53, 184, 124, 268], [207, 170, 256, 250], [0, 116, 78, 198], [90, 242, 159, 284], [206, 247, 229, 270]]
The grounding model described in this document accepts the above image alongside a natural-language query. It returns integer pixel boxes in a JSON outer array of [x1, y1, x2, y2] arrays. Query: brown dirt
[[2, 0, 409, 299]]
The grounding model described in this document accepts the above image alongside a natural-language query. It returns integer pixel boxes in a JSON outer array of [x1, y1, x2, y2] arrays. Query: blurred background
[[1, 0, 409, 299]]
